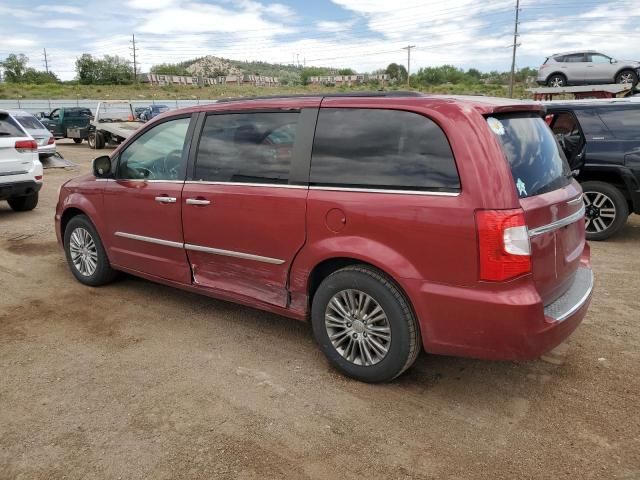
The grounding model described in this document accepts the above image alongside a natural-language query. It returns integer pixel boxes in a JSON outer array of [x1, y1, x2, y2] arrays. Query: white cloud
[[39, 19, 87, 29], [35, 5, 83, 15], [127, 0, 176, 9], [316, 20, 355, 32]]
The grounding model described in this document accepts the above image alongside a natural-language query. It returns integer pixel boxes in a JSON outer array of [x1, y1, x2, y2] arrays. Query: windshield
[[16, 115, 46, 131], [488, 113, 571, 198]]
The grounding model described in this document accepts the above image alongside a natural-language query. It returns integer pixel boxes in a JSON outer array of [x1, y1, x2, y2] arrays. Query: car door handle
[[186, 198, 211, 206], [155, 196, 177, 204]]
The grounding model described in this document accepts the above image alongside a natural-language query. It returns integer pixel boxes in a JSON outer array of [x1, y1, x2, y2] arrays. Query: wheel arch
[[615, 67, 637, 80], [546, 71, 567, 83]]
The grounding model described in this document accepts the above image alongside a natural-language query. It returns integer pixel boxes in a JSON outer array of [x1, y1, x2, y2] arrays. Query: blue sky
[[1, 0, 639, 80]]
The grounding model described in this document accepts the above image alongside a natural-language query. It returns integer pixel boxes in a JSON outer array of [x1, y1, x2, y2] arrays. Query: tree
[[338, 68, 356, 76], [385, 63, 408, 83], [22, 69, 59, 84], [300, 66, 329, 85], [75, 54, 133, 84], [1, 54, 29, 82]]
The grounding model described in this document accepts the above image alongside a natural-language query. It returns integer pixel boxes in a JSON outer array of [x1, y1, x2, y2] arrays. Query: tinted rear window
[[310, 108, 460, 191], [488, 114, 570, 198], [597, 107, 640, 140], [0, 113, 25, 137], [15, 115, 45, 130]]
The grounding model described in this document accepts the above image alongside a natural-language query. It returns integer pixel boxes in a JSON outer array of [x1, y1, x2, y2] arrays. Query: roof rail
[[215, 90, 424, 103]]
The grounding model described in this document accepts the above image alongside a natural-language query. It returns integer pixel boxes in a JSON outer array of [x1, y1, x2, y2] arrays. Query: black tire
[[63, 215, 117, 286], [581, 181, 629, 241], [73, 138, 83, 144], [94, 132, 105, 149], [7, 192, 38, 212], [311, 265, 421, 383], [547, 74, 567, 87], [615, 69, 638, 86]]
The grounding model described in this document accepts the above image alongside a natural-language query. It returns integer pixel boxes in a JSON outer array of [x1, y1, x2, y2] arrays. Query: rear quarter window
[[0, 113, 26, 137], [488, 113, 571, 198], [310, 108, 460, 192], [596, 107, 640, 140]]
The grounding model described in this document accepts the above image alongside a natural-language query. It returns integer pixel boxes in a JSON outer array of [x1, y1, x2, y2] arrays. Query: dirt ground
[[1, 140, 639, 480]]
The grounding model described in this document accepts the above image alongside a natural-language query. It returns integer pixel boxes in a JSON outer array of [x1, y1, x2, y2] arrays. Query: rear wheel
[[63, 215, 117, 286], [8, 192, 38, 212], [615, 70, 638, 85], [582, 181, 628, 240], [73, 138, 83, 144], [311, 265, 420, 383], [547, 74, 567, 87]]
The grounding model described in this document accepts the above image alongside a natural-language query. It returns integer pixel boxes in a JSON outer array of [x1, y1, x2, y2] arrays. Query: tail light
[[15, 139, 38, 152], [47, 136, 55, 145], [476, 209, 531, 281]]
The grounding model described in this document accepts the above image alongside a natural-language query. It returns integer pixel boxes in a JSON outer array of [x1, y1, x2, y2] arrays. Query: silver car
[[537, 50, 640, 87], [6, 110, 56, 158]]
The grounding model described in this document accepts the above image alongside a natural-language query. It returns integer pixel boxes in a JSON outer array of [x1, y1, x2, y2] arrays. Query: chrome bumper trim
[[544, 267, 594, 322]]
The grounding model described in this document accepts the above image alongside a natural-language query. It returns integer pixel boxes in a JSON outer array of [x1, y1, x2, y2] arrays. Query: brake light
[[476, 209, 531, 281], [47, 136, 55, 145], [15, 139, 38, 152]]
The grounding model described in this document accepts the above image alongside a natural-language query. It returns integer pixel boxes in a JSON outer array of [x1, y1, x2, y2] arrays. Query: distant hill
[[152, 56, 305, 85]]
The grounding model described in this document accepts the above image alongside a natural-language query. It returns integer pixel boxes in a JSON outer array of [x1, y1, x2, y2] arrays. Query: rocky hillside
[[185, 56, 242, 77]]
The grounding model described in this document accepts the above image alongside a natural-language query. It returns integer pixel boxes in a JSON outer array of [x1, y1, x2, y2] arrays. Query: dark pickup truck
[[36, 107, 92, 144], [546, 99, 640, 240]]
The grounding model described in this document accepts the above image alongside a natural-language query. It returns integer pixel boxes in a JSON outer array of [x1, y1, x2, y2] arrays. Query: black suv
[[545, 101, 640, 240]]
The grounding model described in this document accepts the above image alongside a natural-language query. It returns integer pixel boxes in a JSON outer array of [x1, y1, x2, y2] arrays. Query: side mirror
[[92, 155, 112, 178], [610, 58, 617, 64]]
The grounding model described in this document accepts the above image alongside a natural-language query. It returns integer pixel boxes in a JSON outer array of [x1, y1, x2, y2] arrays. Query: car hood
[[619, 60, 640, 67]]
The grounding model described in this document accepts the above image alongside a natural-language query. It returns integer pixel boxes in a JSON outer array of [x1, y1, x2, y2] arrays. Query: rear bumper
[[0, 180, 43, 201], [38, 143, 56, 157], [407, 246, 593, 361]]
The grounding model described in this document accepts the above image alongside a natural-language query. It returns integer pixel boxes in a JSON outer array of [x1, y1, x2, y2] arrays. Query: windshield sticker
[[516, 178, 528, 197], [487, 117, 505, 136]]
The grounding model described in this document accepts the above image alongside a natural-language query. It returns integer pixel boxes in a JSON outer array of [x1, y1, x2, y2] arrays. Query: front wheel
[[582, 181, 629, 241], [311, 265, 421, 383], [615, 70, 638, 85], [64, 215, 117, 286]]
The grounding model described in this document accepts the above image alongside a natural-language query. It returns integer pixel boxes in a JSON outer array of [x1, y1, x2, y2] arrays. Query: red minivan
[[55, 93, 593, 382]]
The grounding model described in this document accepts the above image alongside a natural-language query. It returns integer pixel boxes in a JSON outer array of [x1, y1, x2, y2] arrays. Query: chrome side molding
[[114, 232, 285, 265]]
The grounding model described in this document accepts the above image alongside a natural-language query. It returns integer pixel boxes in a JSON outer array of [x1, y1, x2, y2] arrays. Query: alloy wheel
[[69, 227, 98, 276], [618, 72, 634, 84], [584, 191, 616, 234], [324, 289, 391, 366], [550, 76, 565, 87]]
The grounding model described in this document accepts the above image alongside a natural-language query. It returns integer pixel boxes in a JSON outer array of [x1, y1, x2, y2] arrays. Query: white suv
[[0, 110, 43, 211]]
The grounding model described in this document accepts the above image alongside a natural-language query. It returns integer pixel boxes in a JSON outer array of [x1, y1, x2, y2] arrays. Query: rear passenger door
[[181, 105, 317, 307]]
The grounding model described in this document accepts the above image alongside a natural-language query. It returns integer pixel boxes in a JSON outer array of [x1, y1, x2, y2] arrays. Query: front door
[[584, 53, 615, 83], [102, 115, 193, 283], [182, 109, 310, 307]]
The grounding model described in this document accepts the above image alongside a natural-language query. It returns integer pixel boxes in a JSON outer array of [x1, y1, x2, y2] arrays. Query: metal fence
[[0, 98, 217, 114]]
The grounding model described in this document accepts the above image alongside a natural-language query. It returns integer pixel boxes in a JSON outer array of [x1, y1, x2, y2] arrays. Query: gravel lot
[[1, 140, 639, 480]]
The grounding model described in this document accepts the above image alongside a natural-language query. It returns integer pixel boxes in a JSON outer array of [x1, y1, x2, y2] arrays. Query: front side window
[[310, 108, 460, 191], [597, 107, 640, 140], [194, 112, 299, 184], [117, 117, 190, 180], [589, 54, 611, 64]]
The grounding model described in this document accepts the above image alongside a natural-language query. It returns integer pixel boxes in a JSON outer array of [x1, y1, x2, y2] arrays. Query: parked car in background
[[37, 107, 92, 144], [545, 99, 640, 240], [6, 110, 56, 159], [88, 100, 142, 149], [140, 104, 169, 122], [0, 110, 43, 211], [537, 51, 640, 87], [56, 93, 593, 382], [134, 106, 148, 120]]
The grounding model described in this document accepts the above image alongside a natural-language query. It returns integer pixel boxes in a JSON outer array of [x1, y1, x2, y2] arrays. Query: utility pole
[[130, 33, 138, 83], [43, 48, 49, 74], [508, 0, 521, 98], [402, 45, 415, 87]]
